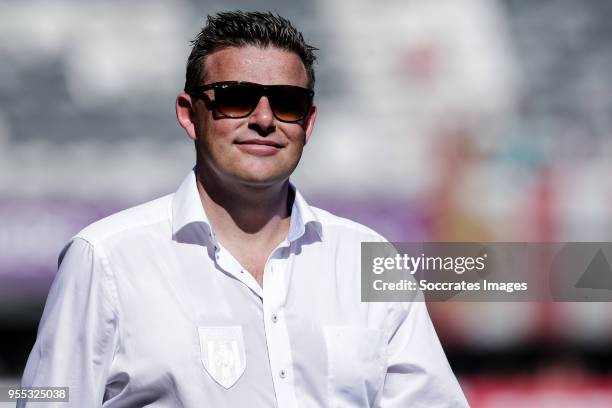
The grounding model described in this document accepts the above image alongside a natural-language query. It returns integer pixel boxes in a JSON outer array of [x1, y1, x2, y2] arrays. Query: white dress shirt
[[20, 170, 468, 407]]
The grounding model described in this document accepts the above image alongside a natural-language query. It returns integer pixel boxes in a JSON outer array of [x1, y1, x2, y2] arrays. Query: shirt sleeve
[[378, 299, 469, 407], [18, 237, 119, 407]]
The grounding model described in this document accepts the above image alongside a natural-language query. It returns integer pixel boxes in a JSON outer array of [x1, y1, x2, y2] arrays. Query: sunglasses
[[188, 81, 314, 123]]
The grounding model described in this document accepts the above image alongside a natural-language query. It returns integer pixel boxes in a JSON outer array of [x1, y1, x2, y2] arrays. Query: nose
[[248, 96, 276, 137]]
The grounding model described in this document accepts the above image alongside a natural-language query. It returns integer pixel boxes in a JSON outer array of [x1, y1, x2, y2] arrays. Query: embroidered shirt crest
[[198, 326, 246, 388]]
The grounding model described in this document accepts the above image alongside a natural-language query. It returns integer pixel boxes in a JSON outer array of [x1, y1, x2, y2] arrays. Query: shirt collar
[[287, 183, 323, 242], [172, 169, 215, 245], [172, 169, 322, 245]]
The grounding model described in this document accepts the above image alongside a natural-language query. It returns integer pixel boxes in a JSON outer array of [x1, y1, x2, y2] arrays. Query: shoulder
[[311, 206, 387, 243], [74, 194, 173, 248]]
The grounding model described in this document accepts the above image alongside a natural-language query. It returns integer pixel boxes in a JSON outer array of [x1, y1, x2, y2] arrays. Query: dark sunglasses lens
[[269, 87, 312, 122], [214, 84, 261, 118]]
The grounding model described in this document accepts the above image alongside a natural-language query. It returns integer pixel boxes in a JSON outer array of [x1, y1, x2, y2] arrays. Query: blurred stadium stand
[[2, 0, 612, 406]]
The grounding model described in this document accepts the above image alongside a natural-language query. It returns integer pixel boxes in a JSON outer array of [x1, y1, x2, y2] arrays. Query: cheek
[[198, 120, 236, 152], [282, 129, 307, 155], [282, 124, 308, 143]]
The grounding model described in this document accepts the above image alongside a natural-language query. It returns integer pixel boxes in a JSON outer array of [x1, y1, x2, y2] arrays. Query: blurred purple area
[[0, 197, 121, 298]]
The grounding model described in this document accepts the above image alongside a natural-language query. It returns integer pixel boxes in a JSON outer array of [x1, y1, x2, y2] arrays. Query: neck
[[195, 167, 292, 240]]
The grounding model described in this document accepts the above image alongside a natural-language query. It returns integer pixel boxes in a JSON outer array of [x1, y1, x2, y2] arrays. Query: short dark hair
[[184, 11, 317, 92]]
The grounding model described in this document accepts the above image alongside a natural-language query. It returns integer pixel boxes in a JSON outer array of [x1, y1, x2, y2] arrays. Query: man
[[20, 11, 468, 407]]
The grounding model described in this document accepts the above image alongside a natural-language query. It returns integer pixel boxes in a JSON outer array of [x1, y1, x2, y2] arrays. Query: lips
[[235, 139, 284, 148], [235, 139, 285, 156]]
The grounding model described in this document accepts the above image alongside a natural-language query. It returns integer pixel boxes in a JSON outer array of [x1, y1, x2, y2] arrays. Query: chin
[[235, 174, 288, 188], [225, 167, 289, 186], [231, 163, 295, 186]]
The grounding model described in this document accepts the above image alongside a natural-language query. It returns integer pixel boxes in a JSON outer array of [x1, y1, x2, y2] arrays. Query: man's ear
[[303, 104, 317, 145], [176, 92, 198, 141]]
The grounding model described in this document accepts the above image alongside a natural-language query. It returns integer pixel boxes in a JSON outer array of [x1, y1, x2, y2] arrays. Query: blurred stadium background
[[1, 0, 612, 406]]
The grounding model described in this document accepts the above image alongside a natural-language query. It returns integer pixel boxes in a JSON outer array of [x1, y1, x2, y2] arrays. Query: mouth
[[235, 139, 285, 156]]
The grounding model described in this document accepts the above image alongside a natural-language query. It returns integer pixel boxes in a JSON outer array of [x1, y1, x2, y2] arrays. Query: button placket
[[262, 257, 298, 406]]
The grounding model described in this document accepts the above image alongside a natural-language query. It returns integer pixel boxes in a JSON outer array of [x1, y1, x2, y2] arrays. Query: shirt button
[[279, 369, 286, 379], [271, 314, 278, 323]]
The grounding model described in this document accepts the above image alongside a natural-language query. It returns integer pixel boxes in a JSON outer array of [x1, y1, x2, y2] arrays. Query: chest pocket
[[323, 326, 387, 407]]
